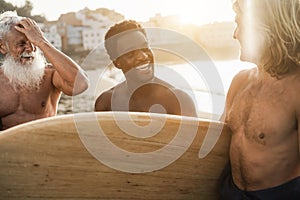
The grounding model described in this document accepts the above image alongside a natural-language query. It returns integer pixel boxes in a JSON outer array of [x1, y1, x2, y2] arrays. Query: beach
[[57, 68, 118, 115], [57, 60, 255, 118]]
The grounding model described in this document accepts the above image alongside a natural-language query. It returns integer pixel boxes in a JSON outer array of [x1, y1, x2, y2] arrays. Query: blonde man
[[220, 0, 300, 199]]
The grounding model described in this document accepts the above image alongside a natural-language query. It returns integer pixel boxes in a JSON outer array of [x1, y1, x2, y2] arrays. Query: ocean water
[[155, 60, 255, 119], [89, 60, 255, 119]]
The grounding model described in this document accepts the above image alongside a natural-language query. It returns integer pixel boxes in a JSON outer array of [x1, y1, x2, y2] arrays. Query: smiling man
[[94, 20, 197, 117], [0, 11, 89, 130]]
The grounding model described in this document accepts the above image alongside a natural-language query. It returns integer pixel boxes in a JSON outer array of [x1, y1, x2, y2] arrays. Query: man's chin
[[2, 53, 45, 89]]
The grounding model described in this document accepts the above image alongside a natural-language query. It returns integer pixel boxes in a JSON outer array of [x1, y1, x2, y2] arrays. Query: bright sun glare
[[5, 0, 235, 25], [177, 0, 235, 25]]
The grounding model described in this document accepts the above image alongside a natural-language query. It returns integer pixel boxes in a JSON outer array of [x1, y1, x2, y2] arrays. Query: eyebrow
[[14, 39, 26, 45]]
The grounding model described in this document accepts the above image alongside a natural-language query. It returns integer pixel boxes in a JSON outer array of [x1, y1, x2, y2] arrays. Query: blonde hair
[[234, 0, 300, 76]]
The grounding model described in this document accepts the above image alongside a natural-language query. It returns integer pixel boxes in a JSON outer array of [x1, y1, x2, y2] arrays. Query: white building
[[82, 28, 107, 50], [44, 32, 62, 50], [73, 8, 123, 50], [57, 8, 123, 51], [39, 22, 62, 50], [76, 8, 114, 28]]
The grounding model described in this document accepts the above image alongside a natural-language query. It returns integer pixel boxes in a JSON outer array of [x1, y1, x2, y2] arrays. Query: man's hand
[[14, 18, 45, 47]]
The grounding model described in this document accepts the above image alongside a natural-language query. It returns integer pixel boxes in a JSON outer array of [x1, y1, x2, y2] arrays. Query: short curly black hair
[[104, 20, 147, 60]]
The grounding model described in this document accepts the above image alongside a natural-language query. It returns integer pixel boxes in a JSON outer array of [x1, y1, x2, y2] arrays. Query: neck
[[125, 76, 155, 92]]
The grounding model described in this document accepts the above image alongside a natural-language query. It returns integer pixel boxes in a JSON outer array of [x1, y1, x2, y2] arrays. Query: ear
[[0, 40, 8, 55]]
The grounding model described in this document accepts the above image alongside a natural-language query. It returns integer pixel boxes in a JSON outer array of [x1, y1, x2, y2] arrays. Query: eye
[[16, 41, 26, 47]]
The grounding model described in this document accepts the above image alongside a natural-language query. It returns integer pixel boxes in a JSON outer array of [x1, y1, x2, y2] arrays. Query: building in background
[[38, 22, 62, 50], [39, 8, 238, 65]]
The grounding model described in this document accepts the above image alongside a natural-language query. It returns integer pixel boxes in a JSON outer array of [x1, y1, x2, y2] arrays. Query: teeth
[[21, 53, 34, 58], [136, 63, 150, 70]]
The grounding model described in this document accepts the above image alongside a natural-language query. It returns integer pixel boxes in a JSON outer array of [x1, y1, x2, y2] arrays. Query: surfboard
[[0, 112, 230, 199]]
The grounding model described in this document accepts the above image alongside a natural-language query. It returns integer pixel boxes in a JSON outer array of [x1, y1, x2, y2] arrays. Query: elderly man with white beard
[[0, 11, 89, 130]]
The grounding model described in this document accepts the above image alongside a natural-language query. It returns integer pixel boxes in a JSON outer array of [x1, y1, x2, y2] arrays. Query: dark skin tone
[[95, 78, 195, 116], [0, 18, 89, 130], [95, 31, 197, 117]]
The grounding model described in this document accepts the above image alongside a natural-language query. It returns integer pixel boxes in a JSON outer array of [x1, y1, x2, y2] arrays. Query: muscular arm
[[14, 18, 89, 96]]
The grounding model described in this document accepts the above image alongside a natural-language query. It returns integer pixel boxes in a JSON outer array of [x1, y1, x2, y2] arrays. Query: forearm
[[38, 39, 89, 95], [14, 18, 89, 95], [39, 39, 79, 80]]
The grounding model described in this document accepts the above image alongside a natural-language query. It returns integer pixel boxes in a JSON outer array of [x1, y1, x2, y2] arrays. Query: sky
[[5, 0, 235, 25]]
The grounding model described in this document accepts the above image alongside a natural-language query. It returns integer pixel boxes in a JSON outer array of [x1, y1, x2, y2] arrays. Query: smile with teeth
[[20, 52, 34, 62], [136, 62, 151, 71]]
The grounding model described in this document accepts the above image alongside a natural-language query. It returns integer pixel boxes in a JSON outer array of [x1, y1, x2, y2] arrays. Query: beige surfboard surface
[[0, 112, 230, 199]]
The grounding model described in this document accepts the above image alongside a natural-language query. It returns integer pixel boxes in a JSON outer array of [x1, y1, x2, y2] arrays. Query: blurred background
[[1, 0, 255, 118]]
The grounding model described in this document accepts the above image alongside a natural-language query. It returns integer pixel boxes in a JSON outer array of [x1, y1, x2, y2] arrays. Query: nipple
[[258, 133, 265, 139]]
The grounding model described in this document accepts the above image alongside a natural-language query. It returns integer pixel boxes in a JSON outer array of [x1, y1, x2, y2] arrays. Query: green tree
[[0, 0, 15, 13], [0, 0, 46, 22], [16, 0, 33, 18], [31, 14, 46, 23]]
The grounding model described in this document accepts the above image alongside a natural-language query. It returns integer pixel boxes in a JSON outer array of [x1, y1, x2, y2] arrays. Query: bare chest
[[0, 80, 58, 117], [226, 81, 296, 144], [111, 87, 175, 114]]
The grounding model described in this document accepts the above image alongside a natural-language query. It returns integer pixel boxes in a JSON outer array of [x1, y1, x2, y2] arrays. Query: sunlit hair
[[104, 20, 147, 60], [0, 11, 22, 40], [233, 0, 300, 77]]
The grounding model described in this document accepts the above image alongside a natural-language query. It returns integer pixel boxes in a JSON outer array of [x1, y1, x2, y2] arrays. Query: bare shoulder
[[94, 87, 114, 111], [228, 67, 255, 95], [232, 68, 254, 86], [171, 88, 197, 117], [96, 87, 114, 101], [154, 77, 173, 88], [223, 67, 256, 120]]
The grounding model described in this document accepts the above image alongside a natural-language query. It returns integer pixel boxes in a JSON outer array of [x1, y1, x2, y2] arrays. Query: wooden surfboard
[[0, 112, 230, 199]]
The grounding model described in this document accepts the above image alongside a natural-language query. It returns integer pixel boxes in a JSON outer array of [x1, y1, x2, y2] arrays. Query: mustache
[[19, 51, 35, 58]]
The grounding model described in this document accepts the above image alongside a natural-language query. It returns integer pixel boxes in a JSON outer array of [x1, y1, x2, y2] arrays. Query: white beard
[[1, 49, 46, 90]]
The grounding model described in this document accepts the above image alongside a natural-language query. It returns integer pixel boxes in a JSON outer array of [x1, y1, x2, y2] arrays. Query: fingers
[[14, 18, 44, 47], [17, 18, 31, 30], [15, 18, 38, 31]]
